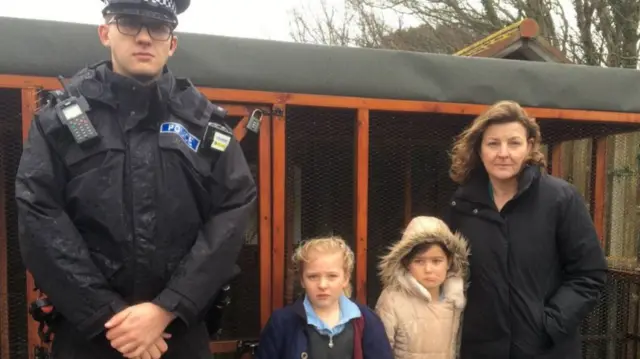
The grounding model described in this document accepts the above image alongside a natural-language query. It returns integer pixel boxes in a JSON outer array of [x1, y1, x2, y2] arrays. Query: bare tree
[[289, 0, 640, 68]]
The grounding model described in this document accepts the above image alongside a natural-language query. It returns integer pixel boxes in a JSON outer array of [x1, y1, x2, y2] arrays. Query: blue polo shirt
[[303, 294, 362, 336]]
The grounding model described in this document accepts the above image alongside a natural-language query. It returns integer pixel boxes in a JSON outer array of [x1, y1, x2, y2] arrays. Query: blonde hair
[[291, 236, 355, 298], [449, 100, 546, 184]]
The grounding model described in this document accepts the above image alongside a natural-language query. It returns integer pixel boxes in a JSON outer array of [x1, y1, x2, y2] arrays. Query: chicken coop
[[1, 16, 639, 359]]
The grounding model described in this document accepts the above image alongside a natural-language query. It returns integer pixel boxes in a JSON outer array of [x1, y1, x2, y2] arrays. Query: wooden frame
[[593, 138, 608, 246], [1, 72, 636, 356], [0, 119, 8, 359], [354, 109, 369, 304], [271, 104, 286, 311], [2, 75, 640, 124], [20, 88, 42, 358]]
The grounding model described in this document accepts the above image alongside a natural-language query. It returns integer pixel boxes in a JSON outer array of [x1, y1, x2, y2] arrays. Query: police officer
[[15, 1, 257, 358]]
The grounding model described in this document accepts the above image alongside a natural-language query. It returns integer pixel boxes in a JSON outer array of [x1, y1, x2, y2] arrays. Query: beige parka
[[375, 216, 470, 359]]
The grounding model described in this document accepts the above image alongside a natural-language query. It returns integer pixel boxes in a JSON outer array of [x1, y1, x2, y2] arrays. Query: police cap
[[101, 0, 190, 25]]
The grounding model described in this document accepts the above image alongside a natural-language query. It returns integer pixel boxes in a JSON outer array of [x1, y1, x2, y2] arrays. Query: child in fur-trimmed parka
[[375, 216, 469, 359]]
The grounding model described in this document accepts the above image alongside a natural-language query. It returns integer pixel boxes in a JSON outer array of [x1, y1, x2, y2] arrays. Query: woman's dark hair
[[401, 242, 452, 269]]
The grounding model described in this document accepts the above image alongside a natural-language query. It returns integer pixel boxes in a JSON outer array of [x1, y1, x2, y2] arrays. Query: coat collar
[[69, 61, 213, 128], [454, 164, 542, 207]]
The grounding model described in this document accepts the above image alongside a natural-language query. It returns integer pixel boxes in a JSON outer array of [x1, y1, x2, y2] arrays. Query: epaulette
[[209, 102, 228, 120], [207, 120, 233, 135]]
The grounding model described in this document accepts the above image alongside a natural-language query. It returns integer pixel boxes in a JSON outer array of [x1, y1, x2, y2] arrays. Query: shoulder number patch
[[160, 122, 200, 152], [211, 131, 231, 152]]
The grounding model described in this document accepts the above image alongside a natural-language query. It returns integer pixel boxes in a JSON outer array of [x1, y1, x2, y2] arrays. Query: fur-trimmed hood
[[379, 216, 470, 308]]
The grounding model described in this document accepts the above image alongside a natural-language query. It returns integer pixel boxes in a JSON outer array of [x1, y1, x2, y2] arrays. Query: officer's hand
[[104, 303, 175, 358], [135, 335, 170, 359]]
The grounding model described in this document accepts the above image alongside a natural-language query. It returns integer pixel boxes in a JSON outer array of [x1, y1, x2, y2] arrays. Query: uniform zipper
[[120, 121, 137, 298]]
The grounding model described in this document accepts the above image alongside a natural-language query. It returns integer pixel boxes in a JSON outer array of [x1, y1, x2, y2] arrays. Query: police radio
[[54, 75, 99, 144]]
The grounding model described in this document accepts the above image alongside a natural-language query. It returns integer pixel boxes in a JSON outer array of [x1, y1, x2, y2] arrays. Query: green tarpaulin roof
[[2, 16, 640, 113]]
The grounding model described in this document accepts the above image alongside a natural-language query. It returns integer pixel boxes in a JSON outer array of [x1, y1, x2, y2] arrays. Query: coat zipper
[[121, 123, 137, 298]]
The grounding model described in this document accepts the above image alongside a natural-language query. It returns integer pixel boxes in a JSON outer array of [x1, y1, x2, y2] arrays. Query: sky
[[3, 0, 576, 44], [3, 0, 330, 42]]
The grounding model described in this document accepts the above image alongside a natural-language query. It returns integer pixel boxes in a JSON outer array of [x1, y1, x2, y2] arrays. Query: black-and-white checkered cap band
[[142, 0, 176, 13], [103, 0, 177, 15]]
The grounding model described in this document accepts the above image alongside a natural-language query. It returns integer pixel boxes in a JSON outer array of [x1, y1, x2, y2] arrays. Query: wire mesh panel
[[365, 111, 640, 358], [215, 115, 261, 341], [583, 130, 640, 359], [367, 111, 471, 305], [284, 106, 356, 304], [538, 120, 640, 359], [0, 88, 27, 359]]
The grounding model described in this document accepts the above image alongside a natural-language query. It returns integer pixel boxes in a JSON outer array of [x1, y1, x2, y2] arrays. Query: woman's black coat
[[443, 165, 607, 359]]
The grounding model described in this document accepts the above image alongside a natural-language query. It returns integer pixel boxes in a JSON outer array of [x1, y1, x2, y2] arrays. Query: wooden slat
[[4, 75, 640, 124], [271, 104, 286, 311], [220, 104, 252, 118], [0, 75, 59, 90], [200, 88, 640, 124], [233, 116, 249, 142], [551, 144, 563, 177], [21, 87, 43, 356], [258, 114, 272, 328], [0, 115, 8, 359], [593, 137, 607, 247], [354, 109, 369, 304], [209, 340, 239, 353]]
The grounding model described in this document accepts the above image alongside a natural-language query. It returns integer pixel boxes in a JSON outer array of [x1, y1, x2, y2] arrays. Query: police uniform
[[15, 1, 256, 358]]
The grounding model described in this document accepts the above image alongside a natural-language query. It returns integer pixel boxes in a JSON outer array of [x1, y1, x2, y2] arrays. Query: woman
[[443, 100, 607, 359], [376, 216, 469, 359]]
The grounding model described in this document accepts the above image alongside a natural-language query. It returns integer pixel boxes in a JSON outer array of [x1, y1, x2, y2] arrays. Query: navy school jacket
[[255, 297, 393, 359]]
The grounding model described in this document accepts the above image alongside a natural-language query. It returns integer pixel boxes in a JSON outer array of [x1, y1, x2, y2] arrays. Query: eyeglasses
[[108, 16, 174, 41]]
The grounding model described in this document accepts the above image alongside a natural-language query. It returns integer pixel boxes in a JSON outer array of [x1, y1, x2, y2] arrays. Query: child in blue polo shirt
[[256, 236, 392, 359]]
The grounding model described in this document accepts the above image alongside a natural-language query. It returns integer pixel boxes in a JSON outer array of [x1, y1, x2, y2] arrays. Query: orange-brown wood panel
[[258, 114, 273, 328], [199, 88, 640, 124], [220, 104, 253, 117], [233, 116, 249, 142], [0, 132, 9, 359], [209, 340, 238, 353], [4, 75, 640, 124], [592, 137, 607, 247], [354, 109, 369, 304], [209, 340, 258, 357], [0, 75, 59, 90], [551, 144, 563, 177], [271, 104, 286, 311], [21, 87, 44, 357]]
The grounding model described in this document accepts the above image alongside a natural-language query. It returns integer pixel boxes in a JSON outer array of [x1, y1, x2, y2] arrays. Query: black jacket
[[443, 165, 607, 359], [16, 62, 256, 358]]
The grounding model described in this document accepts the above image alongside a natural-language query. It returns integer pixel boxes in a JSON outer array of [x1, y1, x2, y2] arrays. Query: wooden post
[[354, 109, 369, 304], [271, 104, 286, 311], [592, 137, 607, 247], [258, 114, 272, 328], [21, 87, 42, 358], [0, 109, 8, 359], [551, 143, 563, 177]]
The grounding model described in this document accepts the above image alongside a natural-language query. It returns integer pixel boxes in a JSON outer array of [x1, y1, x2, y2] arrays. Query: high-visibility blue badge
[[160, 122, 200, 152]]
